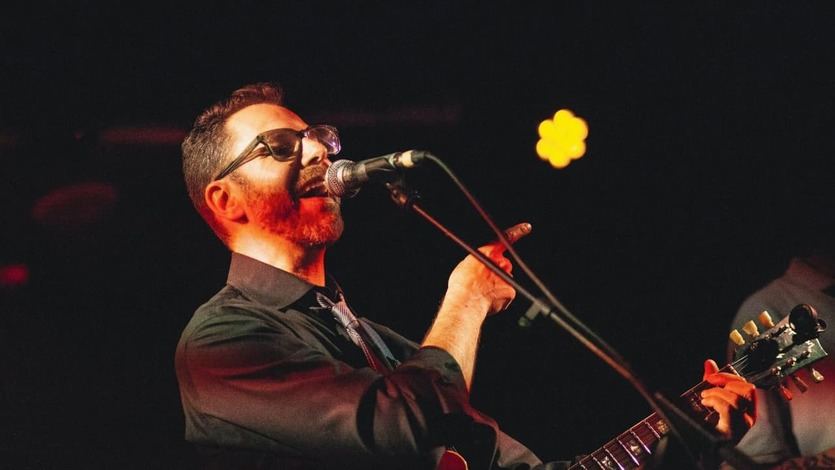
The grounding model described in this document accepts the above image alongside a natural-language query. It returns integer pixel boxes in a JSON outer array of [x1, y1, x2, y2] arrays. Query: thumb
[[703, 359, 720, 380]]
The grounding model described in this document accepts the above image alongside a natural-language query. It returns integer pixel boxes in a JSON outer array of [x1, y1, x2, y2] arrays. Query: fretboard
[[569, 371, 726, 470]]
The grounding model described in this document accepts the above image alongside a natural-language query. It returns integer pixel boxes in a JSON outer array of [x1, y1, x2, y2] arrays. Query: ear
[[204, 180, 246, 223]]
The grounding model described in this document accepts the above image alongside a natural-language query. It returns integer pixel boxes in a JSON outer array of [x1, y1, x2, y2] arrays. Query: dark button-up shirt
[[175, 253, 547, 469]]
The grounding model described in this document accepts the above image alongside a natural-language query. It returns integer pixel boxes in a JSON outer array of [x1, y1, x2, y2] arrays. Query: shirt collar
[[226, 252, 317, 309]]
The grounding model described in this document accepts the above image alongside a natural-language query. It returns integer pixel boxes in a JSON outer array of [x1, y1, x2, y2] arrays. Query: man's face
[[223, 103, 344, 247]]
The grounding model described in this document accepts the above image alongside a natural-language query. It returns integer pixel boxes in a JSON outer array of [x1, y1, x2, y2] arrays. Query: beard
[[234, 165, 344, 247]]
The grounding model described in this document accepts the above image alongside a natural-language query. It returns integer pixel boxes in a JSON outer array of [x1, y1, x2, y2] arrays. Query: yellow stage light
[[536, 109, 588, 168]]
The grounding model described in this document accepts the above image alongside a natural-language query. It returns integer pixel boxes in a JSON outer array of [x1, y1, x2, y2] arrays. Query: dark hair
[[181, 82, 285, 243]]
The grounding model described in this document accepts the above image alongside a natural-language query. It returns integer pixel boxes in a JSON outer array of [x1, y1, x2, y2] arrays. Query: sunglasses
[[213, 125, 341, 181]]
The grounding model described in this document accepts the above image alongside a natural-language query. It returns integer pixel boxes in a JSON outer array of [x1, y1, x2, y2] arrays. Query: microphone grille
[[325, 160, 359, 198]]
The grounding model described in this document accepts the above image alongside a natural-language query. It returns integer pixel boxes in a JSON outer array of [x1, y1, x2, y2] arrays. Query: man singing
[[175, 82, 755, 469]]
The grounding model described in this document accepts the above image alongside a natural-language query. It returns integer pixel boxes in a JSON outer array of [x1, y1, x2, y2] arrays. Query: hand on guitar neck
[[572, 305, 827, 470], [700, 359, 757, 443]]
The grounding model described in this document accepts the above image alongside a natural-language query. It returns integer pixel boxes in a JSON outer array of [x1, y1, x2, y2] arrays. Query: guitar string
[[572, 335, 812, 469], [572, 356, 752, 466]]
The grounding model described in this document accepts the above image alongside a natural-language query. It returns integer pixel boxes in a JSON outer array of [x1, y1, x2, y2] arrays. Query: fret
[[630, 424, 656, 447], [593, 448, 623, 470], [647, 416, 668, 436], [576, 455, 602, 469], [678, 379, 720, 420], [627, 430, 652, 457], [615, 437, 640, 466], [591, 455, 607, 469], [683, 391, 709, 416], [637, 419, 660, 440], [603, 441, 635, 469], [603, 448, 622, 470], [681, 385, 716, 419]]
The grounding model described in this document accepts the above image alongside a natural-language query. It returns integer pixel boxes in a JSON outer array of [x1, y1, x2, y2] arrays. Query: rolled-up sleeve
[[177, 307, 491, 468]]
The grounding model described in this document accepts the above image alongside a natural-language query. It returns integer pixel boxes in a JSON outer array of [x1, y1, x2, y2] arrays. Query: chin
[[251, 189, 344, 247], [273, 205, 344, 248], [296, 215, 344, 248]]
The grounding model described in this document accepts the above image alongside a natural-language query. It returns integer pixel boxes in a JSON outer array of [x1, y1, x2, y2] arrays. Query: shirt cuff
[[404, 346, 469, 392]]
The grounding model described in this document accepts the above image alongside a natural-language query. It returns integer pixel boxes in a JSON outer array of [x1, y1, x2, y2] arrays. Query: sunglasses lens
[[263, 131, 302, 160], [260, 126, 341, 161], [307, 126, 341, 155]]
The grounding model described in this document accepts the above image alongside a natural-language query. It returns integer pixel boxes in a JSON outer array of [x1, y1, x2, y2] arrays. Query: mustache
[[293, 165, 328, 197]]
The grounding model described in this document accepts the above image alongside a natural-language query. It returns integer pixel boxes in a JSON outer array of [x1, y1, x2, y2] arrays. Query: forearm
[[426, 222, 530, 391], [422, 295, 488, 391]]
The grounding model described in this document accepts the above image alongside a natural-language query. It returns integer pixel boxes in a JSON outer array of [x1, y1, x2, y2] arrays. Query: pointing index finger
[[483, 223, 532, 256], [502, 222, 533, 245]]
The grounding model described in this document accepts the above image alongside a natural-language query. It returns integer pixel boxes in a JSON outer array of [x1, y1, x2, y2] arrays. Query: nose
[[300, 137, 330, 167]]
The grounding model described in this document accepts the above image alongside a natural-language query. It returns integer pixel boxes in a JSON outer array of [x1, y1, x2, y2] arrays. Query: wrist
[[440, 289, 490, 322]]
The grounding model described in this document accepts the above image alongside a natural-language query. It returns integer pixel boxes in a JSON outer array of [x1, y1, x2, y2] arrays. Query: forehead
[[225, 103, 308, 156]]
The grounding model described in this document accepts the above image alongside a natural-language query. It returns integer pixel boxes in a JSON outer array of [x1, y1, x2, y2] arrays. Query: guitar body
[[438, 449, 469, 470]]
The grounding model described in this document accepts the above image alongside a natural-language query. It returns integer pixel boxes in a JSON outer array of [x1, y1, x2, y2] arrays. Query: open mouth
[[295, 179, 328, 198], [294, 165, 333, 199]]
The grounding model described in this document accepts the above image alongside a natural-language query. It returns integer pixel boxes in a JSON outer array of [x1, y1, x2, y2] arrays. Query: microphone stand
[[384, 178, 757, 470]]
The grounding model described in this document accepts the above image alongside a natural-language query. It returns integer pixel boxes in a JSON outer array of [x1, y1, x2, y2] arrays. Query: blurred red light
[[0, 264, 29, 287], [31, 182, 118, 230]]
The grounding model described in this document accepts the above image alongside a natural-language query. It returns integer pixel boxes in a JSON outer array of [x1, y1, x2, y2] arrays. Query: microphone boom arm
[[383, 169, 757, 470]]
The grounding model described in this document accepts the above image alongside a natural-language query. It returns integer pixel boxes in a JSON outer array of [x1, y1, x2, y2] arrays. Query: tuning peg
[[729, 329, 745, 346], [743, 320, 760, 337], [808, 367, 824, 383], [790, 374, 809, 393], [790, 304, 821, 343], [758, 311, 775, 329], [778, 382, 793, 401]]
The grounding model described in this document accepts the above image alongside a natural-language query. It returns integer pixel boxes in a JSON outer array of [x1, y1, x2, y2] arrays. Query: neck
[[232, 232, 327, 286]]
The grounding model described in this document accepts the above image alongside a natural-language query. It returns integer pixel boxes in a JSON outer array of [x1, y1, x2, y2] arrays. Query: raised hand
[[424, 223, 532, 389], [445, 222, 532, 316]]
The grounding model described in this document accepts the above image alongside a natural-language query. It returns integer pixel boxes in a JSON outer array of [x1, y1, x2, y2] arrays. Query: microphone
[[325, 150, 430, 197]]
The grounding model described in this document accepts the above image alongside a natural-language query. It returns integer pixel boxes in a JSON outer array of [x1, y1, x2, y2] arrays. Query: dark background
[[2, 2, 834, 468]]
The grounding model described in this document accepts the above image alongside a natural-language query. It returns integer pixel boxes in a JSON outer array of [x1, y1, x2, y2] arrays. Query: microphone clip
[[385, 178, 421, 210]]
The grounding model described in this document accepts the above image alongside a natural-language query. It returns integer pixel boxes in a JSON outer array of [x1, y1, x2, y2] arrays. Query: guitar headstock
[[569, 304, 827, 470], [730, 304, 828, 395]]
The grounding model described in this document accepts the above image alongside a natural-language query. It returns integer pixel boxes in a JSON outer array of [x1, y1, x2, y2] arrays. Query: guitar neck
[[569, 373, 724, 469], [566, 306, 829, 469]]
